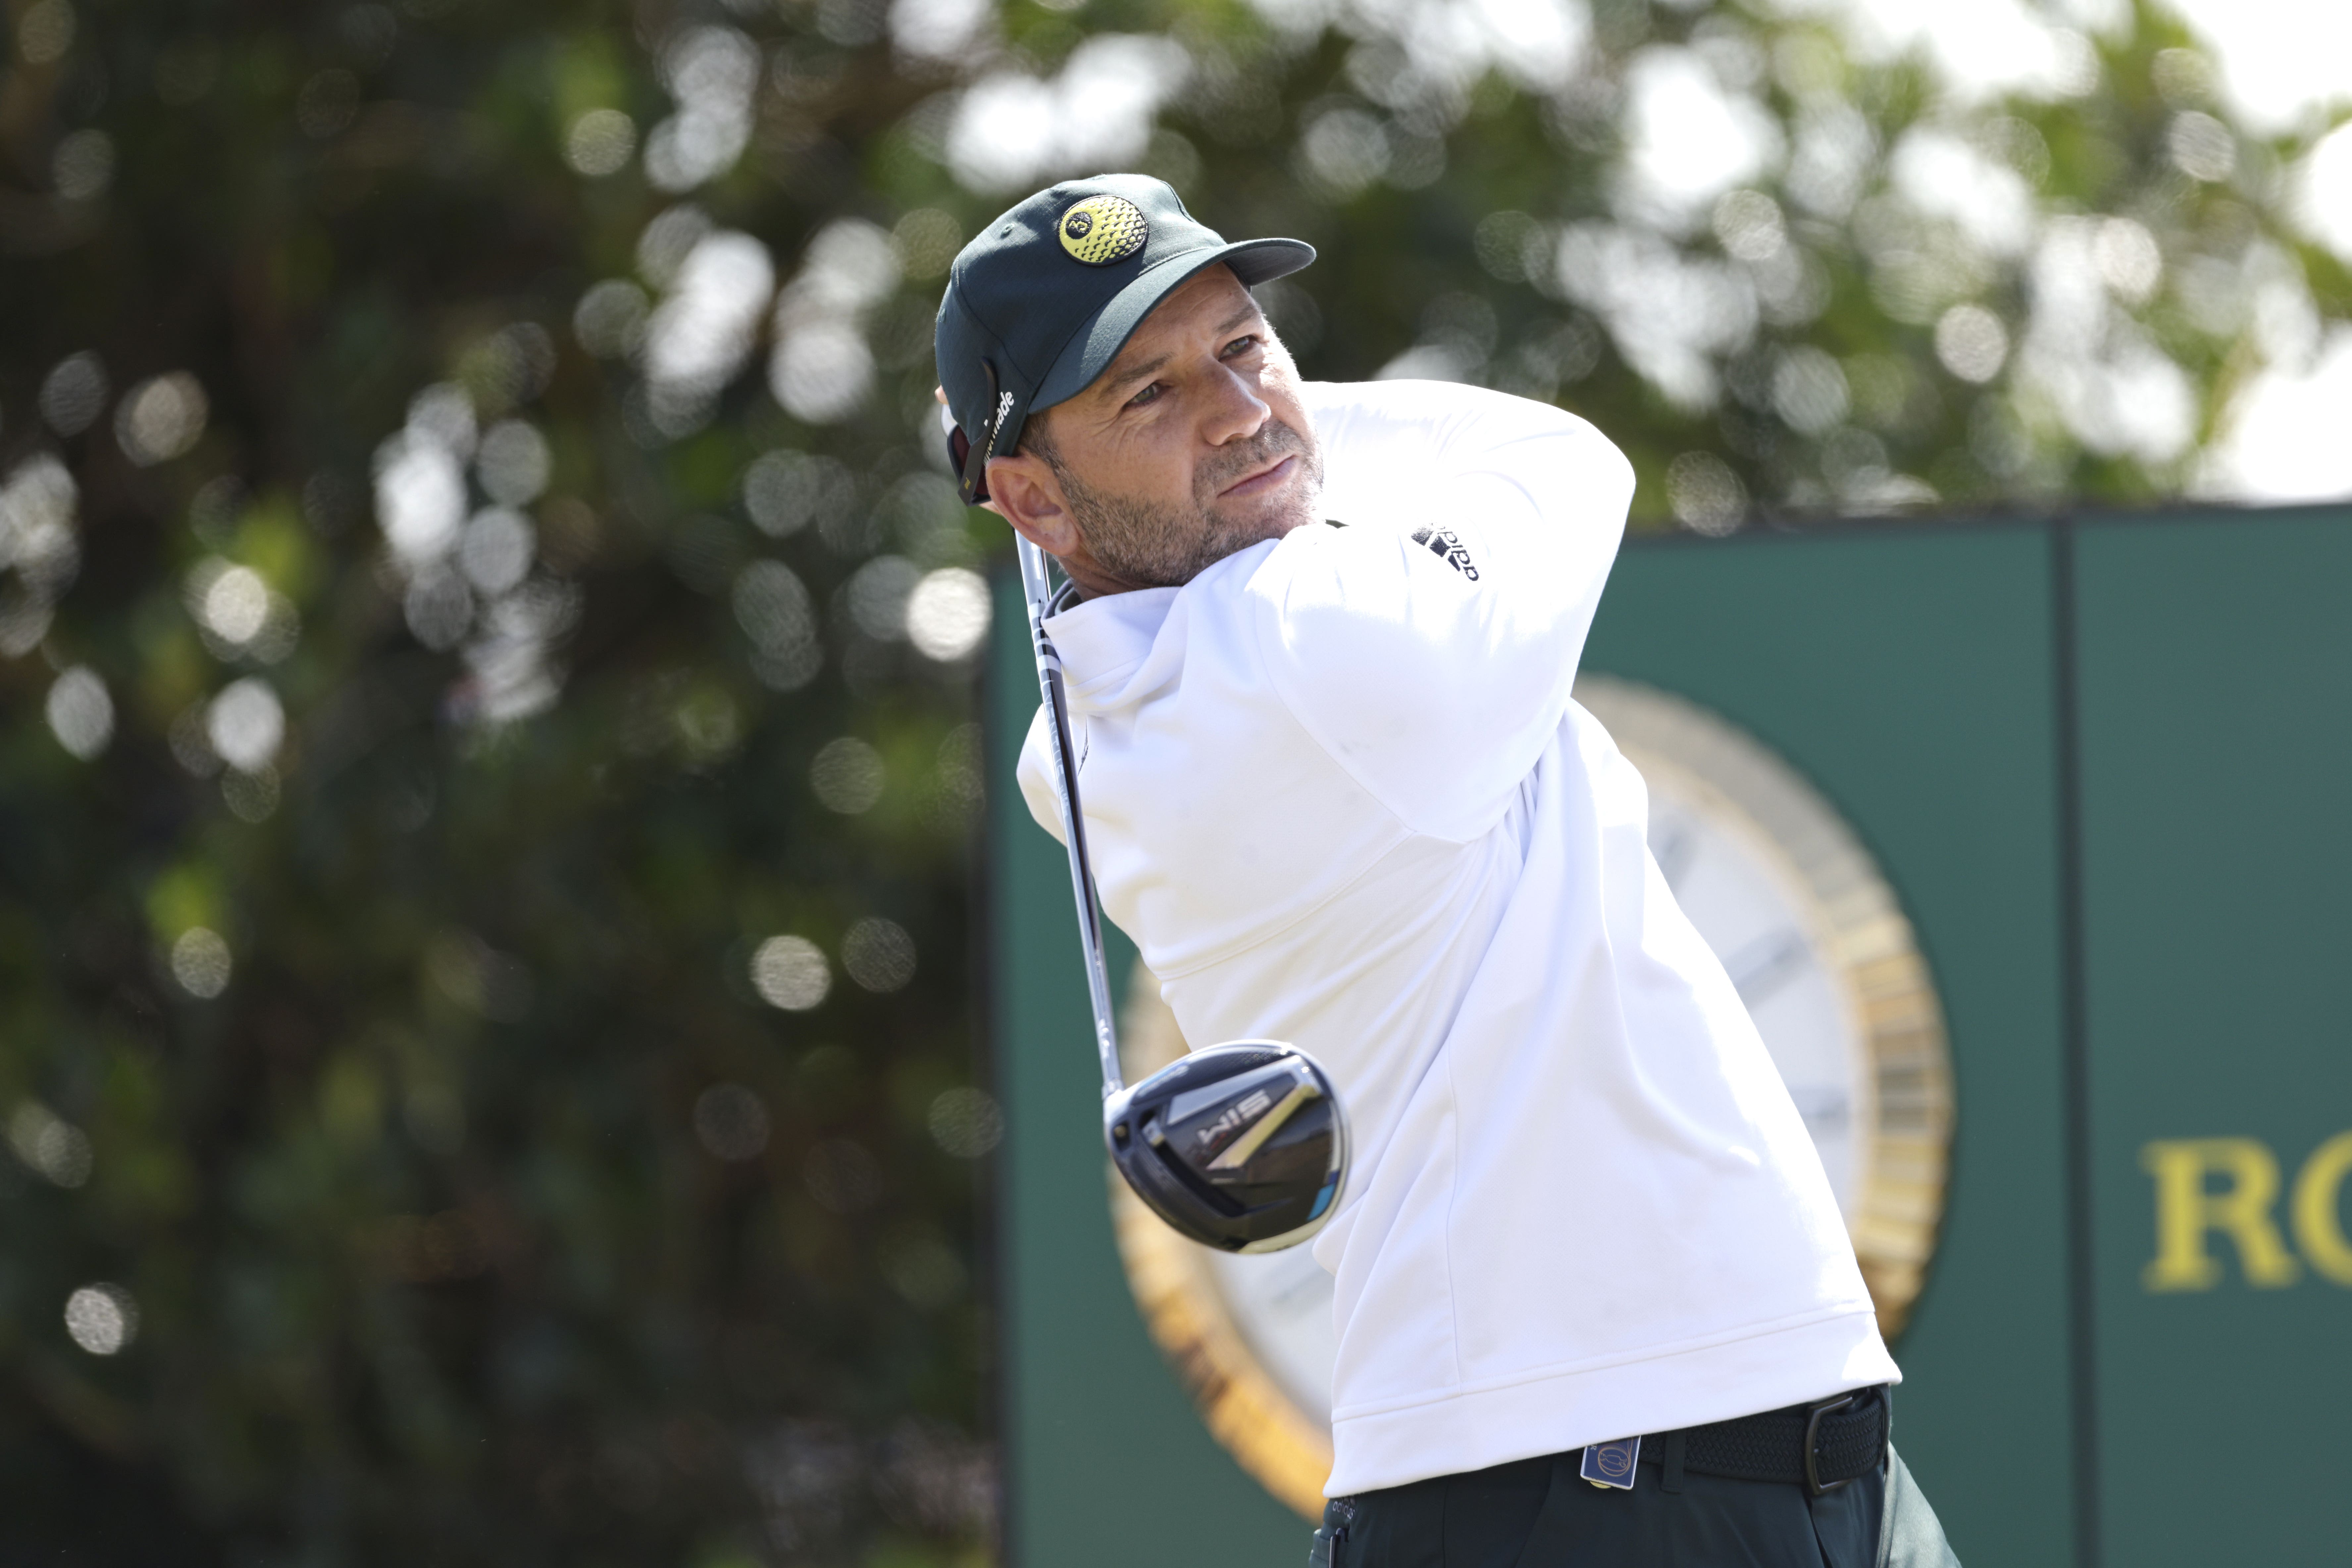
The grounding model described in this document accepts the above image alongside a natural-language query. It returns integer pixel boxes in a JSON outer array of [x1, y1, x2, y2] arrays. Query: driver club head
[[1104, 1041, 1347, 1254]]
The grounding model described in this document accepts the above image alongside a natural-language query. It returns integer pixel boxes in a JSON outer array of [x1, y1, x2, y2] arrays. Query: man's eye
[[1126, 383, 1163, 409], [1222, 334, 1261, 359]]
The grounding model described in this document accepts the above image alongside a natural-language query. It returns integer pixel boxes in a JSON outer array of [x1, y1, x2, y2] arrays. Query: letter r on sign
[[2141, 1138, 2301, 1291]]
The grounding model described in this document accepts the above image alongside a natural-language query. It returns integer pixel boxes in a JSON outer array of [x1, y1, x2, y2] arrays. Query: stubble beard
[[1046, 419, 1324, 590]]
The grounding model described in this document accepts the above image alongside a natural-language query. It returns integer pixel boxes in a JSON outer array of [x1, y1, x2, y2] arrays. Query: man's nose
[[1200, 365, 1270, 447]]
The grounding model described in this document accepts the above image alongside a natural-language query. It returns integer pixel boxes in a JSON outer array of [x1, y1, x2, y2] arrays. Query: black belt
[[1635, 1385, 1888, 1495]]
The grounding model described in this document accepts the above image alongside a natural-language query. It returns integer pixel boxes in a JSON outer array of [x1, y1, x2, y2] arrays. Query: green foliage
[[0, 0, 2341, 1560]]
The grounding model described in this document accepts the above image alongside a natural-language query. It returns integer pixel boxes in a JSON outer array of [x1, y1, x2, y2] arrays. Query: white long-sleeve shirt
[[1019, 379, 1897, 1496]]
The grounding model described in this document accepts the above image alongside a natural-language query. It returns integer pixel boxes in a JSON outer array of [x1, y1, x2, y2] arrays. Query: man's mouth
[[1217, 453, 1296, 501]]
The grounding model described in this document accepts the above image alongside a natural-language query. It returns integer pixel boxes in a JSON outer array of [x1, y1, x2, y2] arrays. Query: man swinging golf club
[[936, 174, 1962, 1566]]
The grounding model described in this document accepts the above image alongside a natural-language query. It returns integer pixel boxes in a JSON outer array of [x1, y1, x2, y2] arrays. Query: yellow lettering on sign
[[2290, 1131, 2352, 1287], [2140, 1138, 2301, 1292]]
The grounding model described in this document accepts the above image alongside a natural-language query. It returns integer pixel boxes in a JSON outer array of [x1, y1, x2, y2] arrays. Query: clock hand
[[1724, 928, 1810, 1009]]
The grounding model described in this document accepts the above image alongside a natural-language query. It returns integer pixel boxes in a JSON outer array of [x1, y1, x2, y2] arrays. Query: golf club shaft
[[1015, 536, 1125, 1097]]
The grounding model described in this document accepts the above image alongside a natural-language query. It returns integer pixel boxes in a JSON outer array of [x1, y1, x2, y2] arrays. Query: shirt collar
[[1041, 584, 1177, 700]]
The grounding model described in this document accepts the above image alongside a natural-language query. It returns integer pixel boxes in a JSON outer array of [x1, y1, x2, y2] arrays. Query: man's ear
[[983, 451, 1080, 557]]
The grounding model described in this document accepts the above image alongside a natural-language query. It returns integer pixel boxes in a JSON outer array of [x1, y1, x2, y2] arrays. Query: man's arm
[[1251, 379, 1635, 843]]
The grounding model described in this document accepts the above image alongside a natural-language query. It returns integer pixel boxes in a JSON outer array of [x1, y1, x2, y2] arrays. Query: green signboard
[[984, 506, 2352, 1567], [2073, 513, 2352, 1565]]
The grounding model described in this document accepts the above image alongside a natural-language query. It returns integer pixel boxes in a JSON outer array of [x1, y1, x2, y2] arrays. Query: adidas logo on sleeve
[[1410, 525, 1480, 581]]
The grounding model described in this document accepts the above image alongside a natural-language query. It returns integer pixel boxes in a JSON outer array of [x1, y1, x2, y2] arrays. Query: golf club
[[1015, 535, 1348, 1254]]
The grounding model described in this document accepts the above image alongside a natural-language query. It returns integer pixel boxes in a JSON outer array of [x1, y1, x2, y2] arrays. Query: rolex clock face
[[1108, 675, 1956, 1521]]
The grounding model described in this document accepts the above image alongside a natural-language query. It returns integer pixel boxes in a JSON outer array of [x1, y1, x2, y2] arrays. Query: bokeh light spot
[[693, 1083, 772, 1160], [404, 567, 474, 650], [1666, 453, 1748, 536], [743, 450, 854, 538], [2295, 123, 2352, 264], [1936, 304, 2011, 384], [117, 374, 209, 463], [1771, 347, 1851, 435], [52, 128, 114, 202], [38, 352, 107, 436], [888, 0, 991, 64], [9, 1101, 93, 1188], [927, 1087, 1003, 1159], [2092, 218, 2162, 305], [459, 508, 536, 596], [889, 208, 964, 280], [1297, 107, 1390, 199], [1473, 211, 1546, 283], [574, 279, 650, 360], [1713, 189, 1788, 263], [566, 108, 638, 176], [407, 383, 478, 458], [732, 559, 822, 690], [375, 435, 467, 564], [16, 0, 74, 65], [221, 765, 281, 823], [905, 568, 991, 662], [1623, 48, 1779, 221], [63, 1285, 136, 1356], [769, 324, 874, 426], [842, 918, 916, 993], [206, 678, 284, 772], [880, 1233, 968, 1308], [944, 35, 1189, 194], [810, 738, 885, 814], [0, 453, 79, 655], [171, 927, 232, 998], [195, 562, 270, 645], [768, 220, 895, 426], [643, 229, 776, 437], [44, 666, 113, 759], [644, 26, 758, 192], [846, 555, 920, 641], [2167, 111, 2236, 182], [751, 935, 830, 1012], [476, 420, 551, 506]]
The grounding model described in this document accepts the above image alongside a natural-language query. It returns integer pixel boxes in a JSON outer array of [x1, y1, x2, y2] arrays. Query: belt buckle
[[1802, 1392, 1859, 1497]]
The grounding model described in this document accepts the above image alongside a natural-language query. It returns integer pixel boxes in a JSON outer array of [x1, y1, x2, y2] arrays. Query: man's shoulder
[[1302, 380, 1623, 511], [1299, 377, 1486, 444], [1299, 377, 1598, 435]]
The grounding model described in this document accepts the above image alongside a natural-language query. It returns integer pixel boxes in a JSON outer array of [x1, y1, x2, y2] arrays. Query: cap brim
[[1030, 236, 1317, 416]]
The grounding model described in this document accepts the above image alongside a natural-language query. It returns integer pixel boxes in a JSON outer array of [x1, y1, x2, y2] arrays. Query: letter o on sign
[[2292, 1132, 2352, 1286]]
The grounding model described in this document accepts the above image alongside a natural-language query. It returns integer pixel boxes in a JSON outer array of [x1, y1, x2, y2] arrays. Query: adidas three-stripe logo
[[1410, 526, 1480, 581]]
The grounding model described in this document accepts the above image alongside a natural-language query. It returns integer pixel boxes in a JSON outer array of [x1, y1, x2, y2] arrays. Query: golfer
[[936, 175, 1961, 1566]]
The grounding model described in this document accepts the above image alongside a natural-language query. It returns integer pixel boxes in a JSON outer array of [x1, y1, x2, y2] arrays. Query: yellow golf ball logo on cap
[[1058, 194, 1149, 266]]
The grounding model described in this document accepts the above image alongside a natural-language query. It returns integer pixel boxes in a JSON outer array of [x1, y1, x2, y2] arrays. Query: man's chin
[[1210, 466, 1322, 543], [1215, 496, 1320, 555], [1068, 450, 1323, 587]]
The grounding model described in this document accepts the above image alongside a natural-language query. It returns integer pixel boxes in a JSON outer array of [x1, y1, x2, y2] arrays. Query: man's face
[[986, 265, 1324, 594]]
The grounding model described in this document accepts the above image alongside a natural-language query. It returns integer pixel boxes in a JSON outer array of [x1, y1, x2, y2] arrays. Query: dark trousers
[[1312, 1444, 1958, 1568]]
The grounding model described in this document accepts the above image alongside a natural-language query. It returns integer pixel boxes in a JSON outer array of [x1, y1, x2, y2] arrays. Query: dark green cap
[[934, 173, 1314, 503]]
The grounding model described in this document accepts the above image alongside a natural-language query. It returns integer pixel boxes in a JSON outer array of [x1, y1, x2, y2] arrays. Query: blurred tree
[[0, 0, 2341, 1562]]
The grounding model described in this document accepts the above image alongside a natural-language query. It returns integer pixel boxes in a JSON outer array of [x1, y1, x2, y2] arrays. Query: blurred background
[[1, 0, 2346, 1561]]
